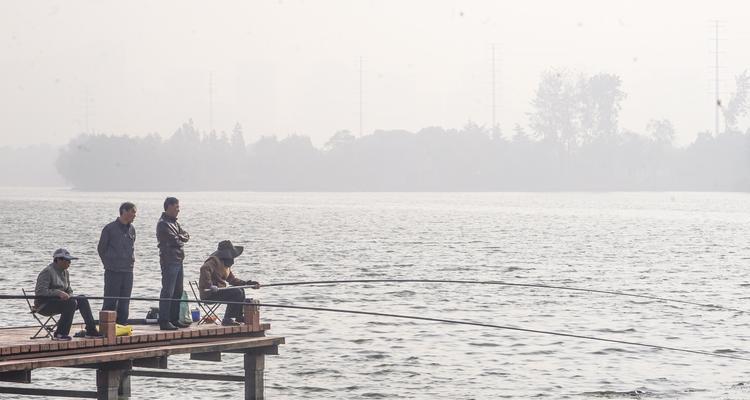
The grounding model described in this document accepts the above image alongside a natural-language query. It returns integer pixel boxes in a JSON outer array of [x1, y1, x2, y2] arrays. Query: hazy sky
[[2, 0, 750, 148]]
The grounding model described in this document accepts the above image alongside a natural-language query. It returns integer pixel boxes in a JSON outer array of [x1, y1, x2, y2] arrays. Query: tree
[[324, 130, 356, 151], [721, 70, 750, 133], [647, 119, 675, 146]]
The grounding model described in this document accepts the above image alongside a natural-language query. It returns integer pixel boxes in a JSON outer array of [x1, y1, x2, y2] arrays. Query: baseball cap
[[52, 248, 78, 261]]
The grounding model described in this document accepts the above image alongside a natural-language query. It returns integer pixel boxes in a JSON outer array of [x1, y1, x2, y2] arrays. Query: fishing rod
[[1, 294, 748, 363], [257, 279, 746, 314]]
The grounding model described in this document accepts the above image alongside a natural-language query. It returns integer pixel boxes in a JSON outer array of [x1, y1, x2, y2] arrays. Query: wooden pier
[[0, 303, 284, 399]]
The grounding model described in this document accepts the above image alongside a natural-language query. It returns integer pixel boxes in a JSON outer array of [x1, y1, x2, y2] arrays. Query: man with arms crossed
[[156, 197, 190, 331]]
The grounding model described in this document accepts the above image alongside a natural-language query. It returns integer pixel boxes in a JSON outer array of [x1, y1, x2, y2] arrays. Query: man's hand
[[58, 291, 70, 300], [246, 280, 260, 289], [209, 285, 219, 293]]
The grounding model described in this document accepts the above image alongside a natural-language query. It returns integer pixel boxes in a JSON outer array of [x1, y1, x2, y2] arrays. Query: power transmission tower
[[209, 72, 215, 132], [711, 21, 726, 136], [491, 43, 497, 136], [359, 56, 364, 137]]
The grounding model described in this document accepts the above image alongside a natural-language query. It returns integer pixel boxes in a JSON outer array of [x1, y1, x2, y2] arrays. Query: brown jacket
[[198, 256, 246, 299]]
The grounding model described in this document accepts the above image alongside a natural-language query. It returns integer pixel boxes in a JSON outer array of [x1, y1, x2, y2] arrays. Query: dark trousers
[[101, 270, 134, 325], [39, 296, 96, 336], [205, 288, 246, 320], [159, 262, 183, 323]]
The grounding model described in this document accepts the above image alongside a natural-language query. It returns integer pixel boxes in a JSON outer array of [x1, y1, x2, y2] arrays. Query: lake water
[[1, 189, 750, 399]]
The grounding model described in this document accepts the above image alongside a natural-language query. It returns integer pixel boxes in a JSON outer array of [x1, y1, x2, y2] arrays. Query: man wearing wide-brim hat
[[198, 240, 259, 326]]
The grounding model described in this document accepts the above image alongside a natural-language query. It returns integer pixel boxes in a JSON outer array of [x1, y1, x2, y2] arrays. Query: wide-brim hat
[[212, 240, 243, 259]]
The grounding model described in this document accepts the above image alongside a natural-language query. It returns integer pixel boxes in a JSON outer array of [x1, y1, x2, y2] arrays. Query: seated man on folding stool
[[198, 240, 259, 326], [35, 248, 103, 340]]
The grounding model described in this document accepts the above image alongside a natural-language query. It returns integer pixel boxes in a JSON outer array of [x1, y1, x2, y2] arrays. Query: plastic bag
[[116, 324, 133, 336], [178, 291, 192, 325]]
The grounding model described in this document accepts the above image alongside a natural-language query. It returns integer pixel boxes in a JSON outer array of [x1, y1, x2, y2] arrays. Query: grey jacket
[[97, 219, 136, 272], [156, 212, 189, 266], [34, 263, 73, 308]]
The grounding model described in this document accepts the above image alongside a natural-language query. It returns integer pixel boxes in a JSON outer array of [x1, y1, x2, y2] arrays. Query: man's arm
[[178, 224, 189, 243], [156, 221, 182, 247], [226, 271, 246, 286], [64, 271, 73, 295], [198, 262, 216, 291], [97, 225, 109, 262]]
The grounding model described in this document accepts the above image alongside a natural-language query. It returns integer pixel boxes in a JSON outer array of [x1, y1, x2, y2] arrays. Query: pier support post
[[99, 310, 117, 345], [243, 299, 260, 332], [118, 373, 131, 397], [96, 361, 131, 400], [244, 352, 265, 400]]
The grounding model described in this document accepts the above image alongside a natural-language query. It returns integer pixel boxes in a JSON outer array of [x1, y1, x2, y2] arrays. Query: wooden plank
[[132, 356, 168, 369], [0, 336, 284, 372], [0, 369, 31, 383], [0, 334, 280, 363], [190, 351, 221, 362], [0, 386, 96, 398], [128, 369, 243, 381]]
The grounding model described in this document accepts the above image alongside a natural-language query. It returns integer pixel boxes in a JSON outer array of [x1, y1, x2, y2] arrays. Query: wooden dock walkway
[[0, 305, 284, 399]]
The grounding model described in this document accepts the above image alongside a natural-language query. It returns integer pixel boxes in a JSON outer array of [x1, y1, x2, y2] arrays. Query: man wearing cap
[[98, 201, 137, 325], [34, 249, 103, 341], [198, 240, 259, 326], [156, 197, 190, 331]]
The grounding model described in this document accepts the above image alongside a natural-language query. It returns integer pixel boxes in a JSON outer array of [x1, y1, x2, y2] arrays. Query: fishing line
[[259, 279, 745, 313], [1, 294, 748, 362]]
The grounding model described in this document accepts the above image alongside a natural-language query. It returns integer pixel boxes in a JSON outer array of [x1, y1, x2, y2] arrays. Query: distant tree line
[[55, 71, 750, 191]]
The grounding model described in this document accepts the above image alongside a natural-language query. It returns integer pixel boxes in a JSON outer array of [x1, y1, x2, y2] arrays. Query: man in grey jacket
[[35, 249, 102, 341], [156, 197, 190, 331], [98, 201, 136, 325]]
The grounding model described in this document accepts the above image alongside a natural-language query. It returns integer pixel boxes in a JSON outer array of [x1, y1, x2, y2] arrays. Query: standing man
[[156, 197, 190, 331], [35, 249, 103, 340], [98, 202, 137, 326]]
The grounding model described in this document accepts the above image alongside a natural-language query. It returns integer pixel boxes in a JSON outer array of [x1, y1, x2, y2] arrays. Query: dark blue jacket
[[156, 212, 189, 266], [98, 219, 136, 272]]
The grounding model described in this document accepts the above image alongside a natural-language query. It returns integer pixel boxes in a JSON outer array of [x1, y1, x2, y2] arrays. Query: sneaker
[[234, 316, 245, 323], [52, 333, 72, 341], [85, 329, 104, 338], [222, 318, 240, 327]]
